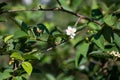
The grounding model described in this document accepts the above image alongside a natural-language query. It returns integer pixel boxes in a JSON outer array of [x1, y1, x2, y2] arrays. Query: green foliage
[[14, 30, 28, 39], [10, 52, 24, 61], [0, 70, 11, 80], [103, 14, 117, 26], [114, 33, 120, 48], [93, 35, 104, 50], [0, 0, 120, 80], [75, 42, 89, 67]]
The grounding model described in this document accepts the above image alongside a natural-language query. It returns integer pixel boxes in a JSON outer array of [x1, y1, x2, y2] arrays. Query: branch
[[2, 6, 101, 25], [40, 39, 68, 53], [1, 4, 102, 53]]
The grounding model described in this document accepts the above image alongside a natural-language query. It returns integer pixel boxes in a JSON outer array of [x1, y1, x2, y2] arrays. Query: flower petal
[[70, 35, 74, 39], [68, 26, 72, 30], [73, 28, 76, 32]]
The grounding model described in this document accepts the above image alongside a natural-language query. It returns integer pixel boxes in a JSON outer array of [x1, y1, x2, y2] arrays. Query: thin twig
[[40, 39, 68, 53], [56, 0, 63, 9], [74, 17, 81, 27]]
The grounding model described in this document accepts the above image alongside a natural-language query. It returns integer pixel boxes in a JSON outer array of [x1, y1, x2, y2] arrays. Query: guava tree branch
[[2, 0, 101, 53], [2, 2, 100, 25]]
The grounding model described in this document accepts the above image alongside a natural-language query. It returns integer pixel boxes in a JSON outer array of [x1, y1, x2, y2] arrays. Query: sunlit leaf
[[22, 62, 32, 75], [13, 76, 23, 80], [10, 52, 24, 61], [88, 22, 101, 30], [4, 35, 14, 43], [92, 0, 98, 9], [103, 14, 117, 26]]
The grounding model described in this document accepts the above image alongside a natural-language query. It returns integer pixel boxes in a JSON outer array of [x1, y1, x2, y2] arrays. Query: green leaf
[[10, 52, 24, 61], [22, 62, 32, 75], [47, 34, 67, 46], [0, 2, 7, 14], [14, 30, 28, 39], [21, 22, 29, 32], [88, 22, 101, 30], [114, 33, 120, 48], [33, 24, 49, 37], [75, 42, 89, 67], [71, 0, 82, 11], [33, 27, 40, 36], [92, 0, 98, 9], [4, 35, 14, 43], [114, 22, 120, 30], [91, 0, 103, 20], [0, 71, 11, 80], [46, 73, 56, 80], [88, 50, 113, 58], [91, 9, 103, 20], [59, 0, 71, 10], [13, 76, 23, 80], [93, 35, 104, 50], [103, 14, 117, 26], [23, 53, 41, 60], [37, 24, 49, 34], [4, 69, 13, 73], [102, 26, 113, 42]]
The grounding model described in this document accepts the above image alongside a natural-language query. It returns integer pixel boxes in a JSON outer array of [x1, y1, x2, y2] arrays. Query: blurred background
[[0, 0, 120, 80]]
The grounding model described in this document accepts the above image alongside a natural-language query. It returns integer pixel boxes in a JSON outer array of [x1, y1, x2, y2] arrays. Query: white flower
[[79, 65, 86, 70], [22, 0, 32, 5], [66, 26, 76, 39]]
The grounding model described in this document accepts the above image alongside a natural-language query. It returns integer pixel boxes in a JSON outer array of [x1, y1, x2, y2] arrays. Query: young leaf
[[10, 52, 24, 61], [22, 62, 32, 75], [4, 35, 14, 43]]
